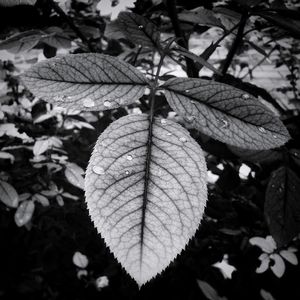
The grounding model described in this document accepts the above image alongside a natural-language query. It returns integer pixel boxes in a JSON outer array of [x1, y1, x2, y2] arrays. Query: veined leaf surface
[[85, 114, 207, 285], [265, 167, 300, 247], [21, 54, 149, 111], [162, 78, 290, 150]]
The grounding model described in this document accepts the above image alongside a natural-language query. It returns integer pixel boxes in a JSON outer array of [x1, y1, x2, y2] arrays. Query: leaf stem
[[220, 12, 248, 76], [48, 0, 95, 52], [140, 40, 175, 251]]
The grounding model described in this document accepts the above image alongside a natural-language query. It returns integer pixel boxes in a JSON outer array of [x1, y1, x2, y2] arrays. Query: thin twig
[[165, 0, 198, 77], [220, 12, 248, 76], [48, 0, 94, 52]]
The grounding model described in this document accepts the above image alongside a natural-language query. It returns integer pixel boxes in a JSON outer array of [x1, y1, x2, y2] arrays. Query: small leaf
[[213, 255, 236, 279], [162, 78, 290, 150], [0, 151, 15, 163], [14, 201, 35, 227], [260, 289, 276, 300], [21, 53, 149, 111], [95, 276, 109, 290], [270, 253, 285, 278], [197, 280, 223, 300], [33, 193, 50, 207], [279, 250, 298, 265], [0, 181, 19, 208], [66, 162, 84, 175], [265, 167, 300, 247], [85, 114, 207, 286], [33, 139, 50, 156], [72, 251, 89, 268], [113, 12, 161, 49], [0, 0, 36, 6], [256, 254, 270, 273], [65, 163, 85, 190], [178, 8, 224, 28], [249, 236, 276, 253]]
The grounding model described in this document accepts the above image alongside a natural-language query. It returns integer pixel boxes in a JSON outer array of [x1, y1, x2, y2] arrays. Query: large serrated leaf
[[85, 114, 207, 285], [265, 167, 300, 247], [162, 78, 290, 150], [111, 12, 161, 49], [21, 53, 149, 111]]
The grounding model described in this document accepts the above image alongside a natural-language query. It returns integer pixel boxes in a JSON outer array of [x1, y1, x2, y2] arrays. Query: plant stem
[[221, 12, 248, 76], [48, 0, 94, 52], [165, 0, 198, 77]]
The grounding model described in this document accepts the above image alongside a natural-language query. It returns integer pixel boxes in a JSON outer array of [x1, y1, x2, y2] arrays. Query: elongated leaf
[[162, 78, 290, 150], [33, 139, 50, 156], [256, 11, 300, 39], [260, 289, 276, 300], [14, 201, 35, 227], [0, 181, 19, 208], [229, 146, 282, 163], [113, 12, 161, 49], [33, 193, 50, 207], [85, 114, 207, 285], [21, 53, 149, 111], [178, 8, 224, 29], [0, 30, 43, 53], [65, 163, 85, 190], [265, 167, 300, 247], [197, 280, 226, 300], [172, 45, 222, 75], [0, 0, 36, 6]]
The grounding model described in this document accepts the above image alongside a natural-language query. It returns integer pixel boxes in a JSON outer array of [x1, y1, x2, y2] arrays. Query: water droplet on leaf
[[185, 89, 190, 93], [273, 134, 277, 139], [126, 155, 133, 161], [138, 25, 144, 29], [103, 101, 112, 107], [259, 127, 266, 133], [220, 119, 229, 129], [166, 132, 172, 136], [242, 94, 250, 99], [83, 98, 95, 108], [161, 119, 167, 125], [93, 166, 105, 175], [179, 137, 187, 143], [185, 115, 195, 123]]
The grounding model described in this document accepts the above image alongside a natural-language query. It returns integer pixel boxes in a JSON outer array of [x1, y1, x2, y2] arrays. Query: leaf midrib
[[140, 115, 154, 266], [23, 75, 148, 86]]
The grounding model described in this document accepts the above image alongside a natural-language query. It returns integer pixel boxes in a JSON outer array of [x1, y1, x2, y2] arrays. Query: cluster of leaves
[[0, 0, 300, 299]]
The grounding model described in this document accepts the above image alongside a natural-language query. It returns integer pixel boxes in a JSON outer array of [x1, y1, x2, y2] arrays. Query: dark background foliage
[[0, 0, 300, 299]]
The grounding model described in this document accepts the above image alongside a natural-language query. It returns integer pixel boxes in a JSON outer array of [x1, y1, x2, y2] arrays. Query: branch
[[48, 0, 95, 52], [165, 0, 198, 77], [220, 12, 248, 76]]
